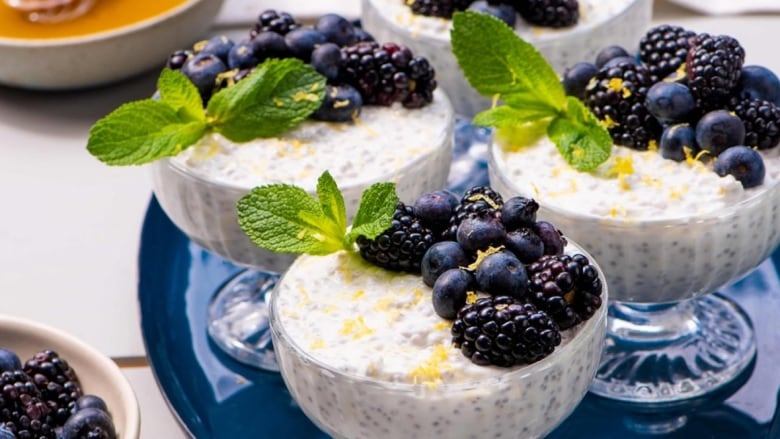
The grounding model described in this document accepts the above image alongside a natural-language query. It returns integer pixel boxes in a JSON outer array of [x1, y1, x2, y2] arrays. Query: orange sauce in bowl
[[0, 0, 191, 39]]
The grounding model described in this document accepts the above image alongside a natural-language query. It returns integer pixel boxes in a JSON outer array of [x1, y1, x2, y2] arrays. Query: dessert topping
[[87, 59, 325, 166], [451, 11, 612, 172]]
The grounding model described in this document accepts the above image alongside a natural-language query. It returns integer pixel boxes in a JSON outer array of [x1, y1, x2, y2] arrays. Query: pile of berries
[[562, 24, 780, 189], [356, 185, 603, 367], [166, 10, 437, 121], [407, 0, 579, 28], [0, 348, 116, 439]]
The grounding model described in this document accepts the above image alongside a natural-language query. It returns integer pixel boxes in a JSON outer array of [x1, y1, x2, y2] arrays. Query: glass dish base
[[207, 269, 280, 372], [589, 293, 757, 434]]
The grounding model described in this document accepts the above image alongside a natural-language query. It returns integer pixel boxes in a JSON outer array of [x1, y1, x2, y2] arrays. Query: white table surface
[[1, 0, 778, 436]]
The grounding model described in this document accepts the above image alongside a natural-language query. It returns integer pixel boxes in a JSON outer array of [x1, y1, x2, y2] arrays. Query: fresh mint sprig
[[87, 58, 326, 166], [451, 11, 611, 171], [237, 171, 399, 255]]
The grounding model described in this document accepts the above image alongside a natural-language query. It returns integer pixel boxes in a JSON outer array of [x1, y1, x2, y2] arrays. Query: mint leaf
[[473, 106, 554, 129], [345, 182, 398, 245], [207, 58, 326, 142], [237, 183, 345, 255], [157, 69, 204, 123], [316, 171, 348, 241], [548, 97, 612, 172], [87, 100, 207, 165], [452, 11, 612, 171], [451, 11, 565, 111]]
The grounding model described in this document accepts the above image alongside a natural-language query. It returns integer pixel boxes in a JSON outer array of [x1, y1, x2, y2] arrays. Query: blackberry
[[356, 202, 436, 272], [728, 97, 780, 150], [585, 61, 662, 150], [24, 350, 83, 426], [407, 0, 472, 19], [686, 33, 745, 110], [338, 41, 437, 108], [525, 253, 603, 330], [166, 49, 193, 70], [249, 9, 300, 38], [516, 0, 579, 28], [443, 186, 504, 239], [639, 24, 696, 83], [451, 296, 561, 367], [0, 370, 56, 438]]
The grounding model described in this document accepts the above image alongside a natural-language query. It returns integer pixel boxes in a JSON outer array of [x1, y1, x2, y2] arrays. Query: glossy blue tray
[[139, 122, 780, 438]]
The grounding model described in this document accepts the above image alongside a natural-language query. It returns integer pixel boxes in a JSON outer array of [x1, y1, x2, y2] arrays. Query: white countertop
[[0, 0, 777, 436]]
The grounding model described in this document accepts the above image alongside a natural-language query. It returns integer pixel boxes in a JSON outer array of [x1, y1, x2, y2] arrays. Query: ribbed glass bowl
[[269, 242, 608, 439]]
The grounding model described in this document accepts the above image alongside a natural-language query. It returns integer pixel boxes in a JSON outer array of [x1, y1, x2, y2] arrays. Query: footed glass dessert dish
[[490, 126, 780, 432]]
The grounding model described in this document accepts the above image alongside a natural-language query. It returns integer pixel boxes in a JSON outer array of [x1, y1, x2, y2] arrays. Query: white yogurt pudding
[[361, 0, 652, 117], [270, 247, 607, 439], [489, 137, 780, 303], [151, 90, 454, 271]]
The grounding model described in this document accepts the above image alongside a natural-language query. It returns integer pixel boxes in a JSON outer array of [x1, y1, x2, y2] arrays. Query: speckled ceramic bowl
[[0, 314, 140, 438], [0, 0, 224, 89]]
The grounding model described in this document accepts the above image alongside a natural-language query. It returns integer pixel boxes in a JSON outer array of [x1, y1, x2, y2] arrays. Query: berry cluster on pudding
[[167, 9, 437, 120], [238, 172, 608, 438], [0, 348, 116, 439], [408, 0, 580, 28], [563, 24, 780, 188]]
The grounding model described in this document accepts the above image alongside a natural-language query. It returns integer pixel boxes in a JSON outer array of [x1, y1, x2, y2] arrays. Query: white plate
[[666, 0, 780, 15]]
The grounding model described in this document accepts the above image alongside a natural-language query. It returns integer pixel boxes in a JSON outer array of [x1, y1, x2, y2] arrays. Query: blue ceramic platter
[[139, 122, 780, 438]]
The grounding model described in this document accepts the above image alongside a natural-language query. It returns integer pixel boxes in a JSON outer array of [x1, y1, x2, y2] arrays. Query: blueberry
[[695, 110, 746, 157], [310, 42, 342, 81], [311, 84, 362, 122], [468, 1, 516, 27], [413, 190, 459, 232], [475, 251, 528, 299], [714, 146, 766, 188], [432, 269, 473, 320], [500, 196, 539, 230], [285, 28, 327, 62], [0, 425, 14, 439], [421, 241, 470, 287], [0, 348, 20, 372], [595, 45, 630, 68], [456, 215, 507, 253], [562, 62, 597, 99], [226, 40, 259, 70], [660, 124, 698, 162], [315, 13, 357, 47], [166, 49, 193, 70], [534, 221, 566, 255], [738, 65, 780, 105], [199, 35, 235, 63], [60, 408, 117, 439], [251, 31, 290, 60], [602, 56, 639, 70], [180, 53, 227, 103], [645, 82, 696, 124], [505, 228, 545, 263], [75, 394, 109, 413], [354, 27, 375, 42]]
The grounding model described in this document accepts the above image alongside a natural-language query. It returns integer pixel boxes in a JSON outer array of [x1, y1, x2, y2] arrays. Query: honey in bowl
[[0, 0, 190, 39]]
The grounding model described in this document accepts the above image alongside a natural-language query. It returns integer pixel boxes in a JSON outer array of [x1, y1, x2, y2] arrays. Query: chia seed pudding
[[360, 0, 652, 117], [489, 138, 780, 303], [269, 245, 607, 439], [150, 89, 454, 271]]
